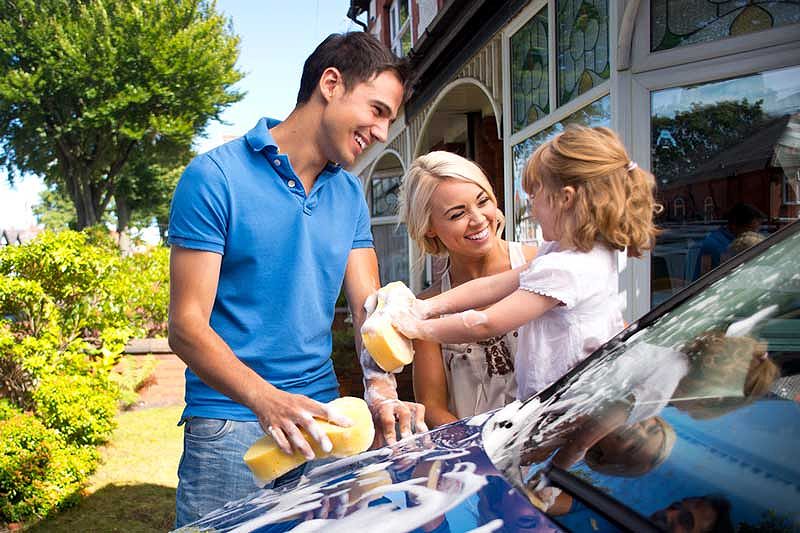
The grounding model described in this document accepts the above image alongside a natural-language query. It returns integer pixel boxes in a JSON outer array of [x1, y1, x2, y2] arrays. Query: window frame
[[502, 0, 615, 249], [389, 0, 413, 58], [366, 151, 411, 286], [631, 0, 800, 74], [627, 31, 800, 320]]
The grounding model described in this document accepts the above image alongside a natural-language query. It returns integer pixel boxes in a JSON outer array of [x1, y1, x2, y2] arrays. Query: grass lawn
[[28, 406, 183, 532]]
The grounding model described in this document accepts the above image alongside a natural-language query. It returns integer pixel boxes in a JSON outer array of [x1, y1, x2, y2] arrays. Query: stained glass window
[[556, 0, 610, 107], [512, 95, 611, 243], [511, 6, 549, 133], [651, 0, 800, 52]]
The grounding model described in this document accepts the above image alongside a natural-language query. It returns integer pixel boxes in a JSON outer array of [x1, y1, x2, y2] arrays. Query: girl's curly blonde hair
[[523, 126, 661, 257]]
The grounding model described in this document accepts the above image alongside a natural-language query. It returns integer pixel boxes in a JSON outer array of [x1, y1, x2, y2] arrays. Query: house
[[346, 0, 800, 321], [0, 227, 41, 247]]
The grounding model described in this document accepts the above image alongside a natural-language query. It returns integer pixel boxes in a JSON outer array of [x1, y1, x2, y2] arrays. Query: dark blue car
[[177, 221, 800, 533]]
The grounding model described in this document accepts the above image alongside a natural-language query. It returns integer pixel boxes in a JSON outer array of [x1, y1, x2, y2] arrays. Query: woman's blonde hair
[[399, 150, 504, 257], [523, 126, 661, 257]]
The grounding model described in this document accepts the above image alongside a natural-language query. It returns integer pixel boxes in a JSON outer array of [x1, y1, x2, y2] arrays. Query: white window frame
[[501, 0, 616, 248], [366, 151, 411, 287], [784, 169, 800, 206], [631, 0, 800, 74], [626, 16, 800, 319], [389, 0, 413, 57]]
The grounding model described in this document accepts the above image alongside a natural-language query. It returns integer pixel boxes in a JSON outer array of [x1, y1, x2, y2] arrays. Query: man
[[168, 32, 426, 527], [696, 203, 765, 278]]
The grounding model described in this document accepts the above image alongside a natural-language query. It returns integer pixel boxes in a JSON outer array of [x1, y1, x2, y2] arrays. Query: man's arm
[[342, 247, 427, 445], [168, 246, 350, 459]]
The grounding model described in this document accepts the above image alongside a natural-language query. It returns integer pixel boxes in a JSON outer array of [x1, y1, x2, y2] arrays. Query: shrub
[[0, 413, 98, 523], [0, 398, 21, 421], [105, 246, 170, 337], [0, 230, 115, 340], [112, 354, 159, 409], [32, 374, 119, 446]]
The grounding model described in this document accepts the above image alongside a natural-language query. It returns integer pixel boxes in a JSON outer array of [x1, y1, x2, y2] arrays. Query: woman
[[398, 151, 537, 427]]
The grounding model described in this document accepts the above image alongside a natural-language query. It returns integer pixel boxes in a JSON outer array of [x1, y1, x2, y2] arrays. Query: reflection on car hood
[[175, 414, 561, 532]]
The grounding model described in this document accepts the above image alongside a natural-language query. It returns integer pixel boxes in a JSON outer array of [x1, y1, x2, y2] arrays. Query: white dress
[[440, 242, 527, 419], [516, 241, 625, 400]]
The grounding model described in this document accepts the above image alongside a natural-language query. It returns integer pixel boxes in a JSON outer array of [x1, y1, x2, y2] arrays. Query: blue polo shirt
[[168, 117, 373, 421]]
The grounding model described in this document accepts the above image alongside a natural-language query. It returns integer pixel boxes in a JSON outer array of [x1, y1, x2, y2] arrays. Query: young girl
[[398, 151, 537, 427], [394, 126, 660, 400]]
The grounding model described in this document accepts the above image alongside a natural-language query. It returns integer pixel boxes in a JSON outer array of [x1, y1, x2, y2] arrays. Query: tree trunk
[[116, 193, 132, 256], [69, 176, 101, 230]]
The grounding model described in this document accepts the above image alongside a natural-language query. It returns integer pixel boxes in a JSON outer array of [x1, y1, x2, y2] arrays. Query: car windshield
[[483, 223, 800, 532]]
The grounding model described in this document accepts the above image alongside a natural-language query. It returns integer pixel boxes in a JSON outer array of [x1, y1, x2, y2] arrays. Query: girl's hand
[[391, 308, 427, 340], [410, 297, 434, 320]]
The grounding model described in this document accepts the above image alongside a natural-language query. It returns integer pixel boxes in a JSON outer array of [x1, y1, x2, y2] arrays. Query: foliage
[[0, 397, 21, 421], [651, 99, 768, 187], [0, 413, 98, 522], [104, 246, 170, 337], [0, 0, 244, 229], [112, 354, 159, 409], [0, 230, 114, 340], [32, 186, 81, 231], [0, 229, 169, 340], [32, 373, 120, 446], [0, 228, 170, 523]]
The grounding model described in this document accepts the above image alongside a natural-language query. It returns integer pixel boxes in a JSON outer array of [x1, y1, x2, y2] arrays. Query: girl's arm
[[412, 339, 459, 428], [422, 264, 529, 317], [397, 288, 560, 345]]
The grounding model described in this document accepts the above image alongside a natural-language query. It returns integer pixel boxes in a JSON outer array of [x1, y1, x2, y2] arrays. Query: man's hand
[[250, 385, 352, 460], [362, 366, 428, 446], [370, 397, 428, 447]]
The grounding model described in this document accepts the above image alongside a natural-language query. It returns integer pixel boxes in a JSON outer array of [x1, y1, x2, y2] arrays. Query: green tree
[[32, 186, 79, 231], [0, 0, 243, 230], [651, 99, 768, 186]]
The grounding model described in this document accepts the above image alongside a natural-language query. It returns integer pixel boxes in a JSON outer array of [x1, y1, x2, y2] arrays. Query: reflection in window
[[556, 0, 610, 106], [511, 6, 549, 133], [488, 228, 800, 533], [512, 95, 611, 244], [703, 196, 714, 221], [651, 0, 800, 52], [371, 174, 402, 217], [373, 223, 409, 285], [650, 65, 800, 307]]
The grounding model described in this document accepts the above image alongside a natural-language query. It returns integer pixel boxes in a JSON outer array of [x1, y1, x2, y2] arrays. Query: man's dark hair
[[296, 32, 409, 105]]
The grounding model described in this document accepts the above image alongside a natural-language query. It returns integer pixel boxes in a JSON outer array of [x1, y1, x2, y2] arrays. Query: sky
[[0, 0, 360, 230]]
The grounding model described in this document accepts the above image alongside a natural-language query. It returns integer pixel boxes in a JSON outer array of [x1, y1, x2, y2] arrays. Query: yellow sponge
[[243, 396, 375, 483], [361, 281, 415, 372]]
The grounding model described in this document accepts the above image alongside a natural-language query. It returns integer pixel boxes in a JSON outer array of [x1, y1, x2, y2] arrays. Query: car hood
[[175, 414, 561, 532]]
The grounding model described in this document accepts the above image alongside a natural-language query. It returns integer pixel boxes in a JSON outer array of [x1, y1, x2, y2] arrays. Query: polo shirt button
[[287, 180, 296, 188], [274, 159, 281, 166]]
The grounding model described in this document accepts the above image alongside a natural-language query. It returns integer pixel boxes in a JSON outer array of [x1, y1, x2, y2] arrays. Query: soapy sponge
[[361, 281, 415, 372], [243, 396, 374, 483]]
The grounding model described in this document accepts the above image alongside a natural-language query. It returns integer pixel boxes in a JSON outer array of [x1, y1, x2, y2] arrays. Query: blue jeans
[[174, 417, 308, 528]]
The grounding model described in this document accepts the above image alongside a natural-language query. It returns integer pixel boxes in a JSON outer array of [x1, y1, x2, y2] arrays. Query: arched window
[[674, 197, 686, 221], [368, 152, 409, 286], [703, 196, 715, 221]]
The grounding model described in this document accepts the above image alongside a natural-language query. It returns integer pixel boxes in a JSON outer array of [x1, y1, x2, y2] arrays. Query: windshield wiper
[[544, 465, 662, 532]]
